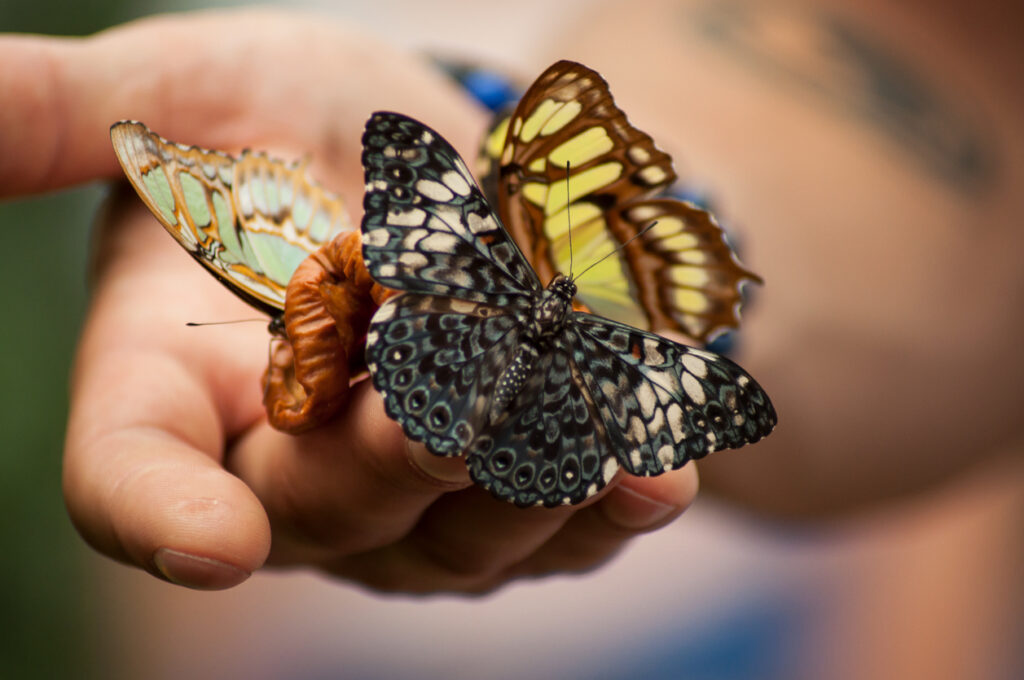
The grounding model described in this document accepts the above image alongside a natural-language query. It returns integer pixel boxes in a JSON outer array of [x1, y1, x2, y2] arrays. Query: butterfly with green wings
[[110, 120, 353, 331]]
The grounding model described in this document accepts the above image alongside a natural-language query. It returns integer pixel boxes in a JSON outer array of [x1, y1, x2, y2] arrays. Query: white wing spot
[[387, 208, 426, 226], [442, 170, 471, 196], [467, 211, 498, 234], [681, 353, 708, 378], [628, 416, 648, 444], [642, 337, 665, 364], [399, 252, 429, 269], [657, 445, 675, 470], [667, 403, 686, 441], [401, 228, 428, 250], [683, 373, 706, 405], [432, 205, 471, 237], [647, 405, 665, 433], [446, 268, 474, 288], [416, 179, 454, 202], [454, 158, 474, 185], [421, 231, 459, 253], [646, 368, 679, 397], [363, 228, 390, 247], [371, 302, 396, 323], [602, 458, 619, 483], [635, 381, 657, 419]]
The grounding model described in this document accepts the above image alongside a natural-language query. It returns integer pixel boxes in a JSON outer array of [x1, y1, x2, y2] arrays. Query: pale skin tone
[[3, 0, 1020, 593], [1, 11, 697, 592]]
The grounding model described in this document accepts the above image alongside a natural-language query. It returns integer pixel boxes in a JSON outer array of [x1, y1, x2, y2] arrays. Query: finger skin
[[227, 380, 472, 564], [320, 469, 698, 594], [65, 198, 274, 588], [0, 9, 488, 199], [504, 470, 700, 579]]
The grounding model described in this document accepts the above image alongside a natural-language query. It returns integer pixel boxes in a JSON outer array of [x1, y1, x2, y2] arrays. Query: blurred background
[[2, 1, 1021, 679]]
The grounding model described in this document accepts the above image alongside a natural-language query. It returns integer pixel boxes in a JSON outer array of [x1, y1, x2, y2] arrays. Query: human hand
[[1, 9, 698, 591]]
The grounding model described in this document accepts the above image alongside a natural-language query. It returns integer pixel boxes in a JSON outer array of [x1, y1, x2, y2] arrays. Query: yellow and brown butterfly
[[477, 60, 761, 344]]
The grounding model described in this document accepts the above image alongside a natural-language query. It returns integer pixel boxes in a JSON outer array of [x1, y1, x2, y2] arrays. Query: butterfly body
[[362, 109, 775, 507], [490, 273, 575, 419]]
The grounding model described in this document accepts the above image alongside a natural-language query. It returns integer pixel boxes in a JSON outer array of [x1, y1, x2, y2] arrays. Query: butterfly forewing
[[110, 121, 350, 317], [361, 112, 540, 304]]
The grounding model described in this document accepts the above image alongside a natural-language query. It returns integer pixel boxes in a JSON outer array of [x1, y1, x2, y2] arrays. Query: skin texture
[[0, 10, 698, 592]]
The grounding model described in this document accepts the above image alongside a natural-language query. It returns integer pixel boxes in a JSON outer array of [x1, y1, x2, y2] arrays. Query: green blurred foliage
[[0, 189, 99, 679], [1, 2, 160, 677]]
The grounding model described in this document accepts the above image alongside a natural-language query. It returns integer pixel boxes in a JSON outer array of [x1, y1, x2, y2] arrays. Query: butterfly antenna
[[565, 160, 574, 279], [185, 318, 267, 327], [574, 220, 660, 282]]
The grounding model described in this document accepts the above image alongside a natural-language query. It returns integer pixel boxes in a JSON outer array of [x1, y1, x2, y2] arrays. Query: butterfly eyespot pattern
[[361, 107, 776, 508], [110, 121, 352, 325]]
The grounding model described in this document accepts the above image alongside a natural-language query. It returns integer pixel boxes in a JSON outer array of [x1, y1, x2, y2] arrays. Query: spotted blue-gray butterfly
[[362, 112, 776, 507]]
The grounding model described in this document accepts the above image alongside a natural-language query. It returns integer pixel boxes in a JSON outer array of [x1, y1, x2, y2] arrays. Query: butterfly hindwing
[[607, 199, 763, 343], [110, 121, 350, 317], [465, 338, 618, 506], [366, 292, 525, 457], [569, 315, 776, 475]]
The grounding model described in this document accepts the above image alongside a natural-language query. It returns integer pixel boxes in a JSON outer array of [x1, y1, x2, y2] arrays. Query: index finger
[[0, 9, 488, 198]]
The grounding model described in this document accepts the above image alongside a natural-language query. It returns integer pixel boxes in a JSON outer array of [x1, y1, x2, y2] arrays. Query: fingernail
[[153, 548, 250, 590], [602, 485, 678, 530], [406, 440, 471, 486]]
